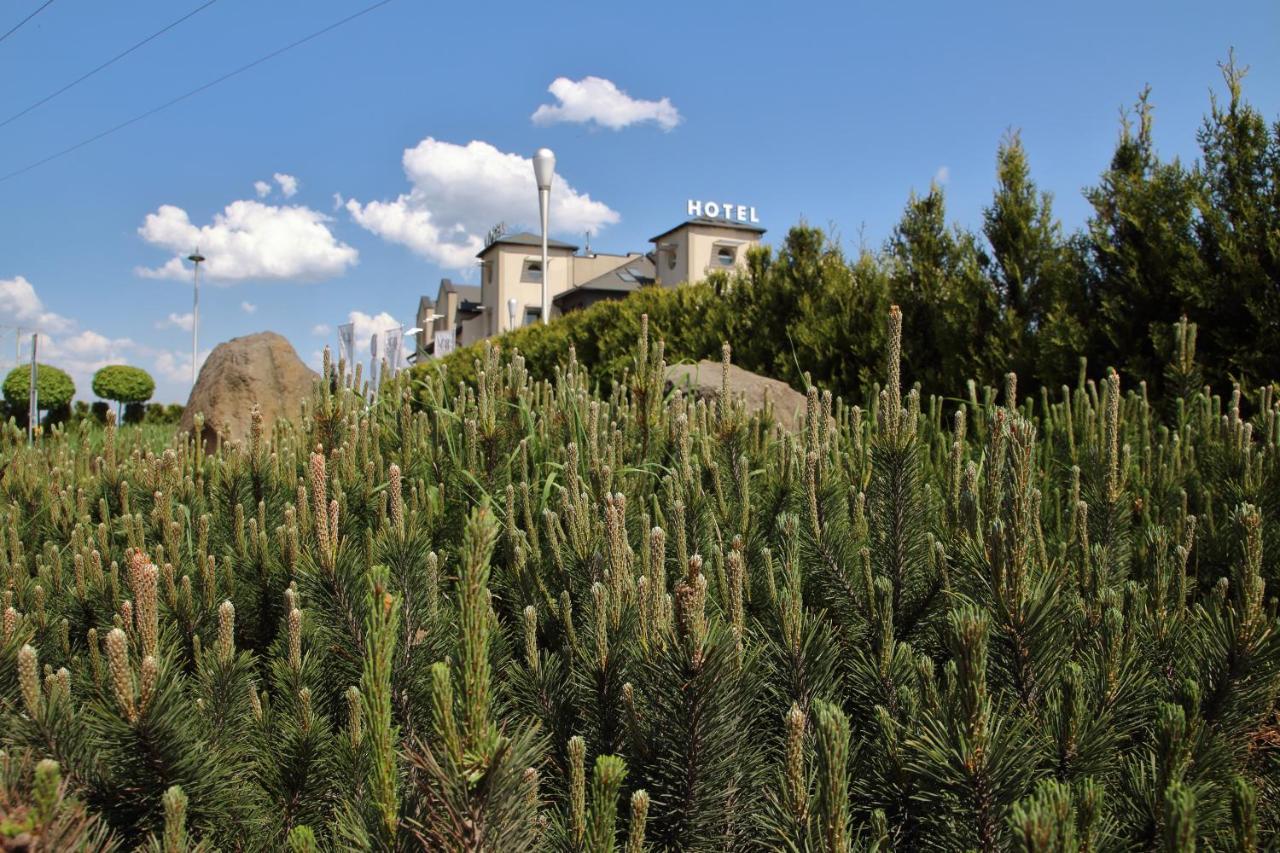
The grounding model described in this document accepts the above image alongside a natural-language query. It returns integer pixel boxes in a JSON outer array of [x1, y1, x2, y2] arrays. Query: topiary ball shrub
[[92, 365, 155, 408], [2, 363, 75, 420]]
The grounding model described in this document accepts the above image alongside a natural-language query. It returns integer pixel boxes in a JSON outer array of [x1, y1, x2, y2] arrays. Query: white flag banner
[[434, 330, 455, 357], [337, 323, 355, 366], [384, 328, 403, 375], [369, 333, 379, 361]]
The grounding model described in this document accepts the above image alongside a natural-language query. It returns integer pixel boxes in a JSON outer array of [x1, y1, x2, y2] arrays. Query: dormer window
[[716, 245, 737, 266], [522, 260, 543, 283]]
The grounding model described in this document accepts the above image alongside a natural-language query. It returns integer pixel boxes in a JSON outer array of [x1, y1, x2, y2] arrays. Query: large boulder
[[664, 361, 807, 431], [180, 332, 318, 447]]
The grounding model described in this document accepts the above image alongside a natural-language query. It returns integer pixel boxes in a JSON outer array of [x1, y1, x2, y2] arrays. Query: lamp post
[[507, 297, 519, 331], [27, 333, 37, 444], [532, 148, 555, 326], [187, 249, 205, 387]]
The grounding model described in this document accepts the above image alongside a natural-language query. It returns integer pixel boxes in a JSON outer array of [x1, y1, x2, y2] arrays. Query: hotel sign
[[687, 199, 760, 224]]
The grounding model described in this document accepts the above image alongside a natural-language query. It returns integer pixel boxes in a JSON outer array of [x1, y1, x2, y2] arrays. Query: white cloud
[[49, 330, 134, 359], [274, 173, 299, 198], [153, 349, 210, 385], [345, 138, 619, 271], [38, 331, 135, 394], [934, 166, 950, 185], [0, 279, 134, 394], [346, 310, 398, 355], [156, 312, 194, 332], [254, 180, 272, 198], [311, 323, 331, 336], [1, 275, 214, 403], [135, 200, 358, 283], [240, 301, 257, 314], [532, 76, 680, 131], [0, 275, 74, 333]]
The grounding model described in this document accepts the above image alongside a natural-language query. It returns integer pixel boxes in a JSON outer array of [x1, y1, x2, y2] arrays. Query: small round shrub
[[3, 363, 76, 411], [92, 365, 155, 406]]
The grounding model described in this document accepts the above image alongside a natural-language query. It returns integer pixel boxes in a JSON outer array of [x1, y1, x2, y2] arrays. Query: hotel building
[[414, 205, 766, 358]]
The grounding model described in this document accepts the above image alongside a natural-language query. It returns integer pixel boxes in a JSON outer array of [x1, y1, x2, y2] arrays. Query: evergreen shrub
[[0, 312, 1277, 848]]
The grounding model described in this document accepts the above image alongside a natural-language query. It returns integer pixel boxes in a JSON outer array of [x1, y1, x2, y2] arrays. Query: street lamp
[[187, 249, 205, 387], [532, 147, 555, 326], [507, 297, 519, 331]]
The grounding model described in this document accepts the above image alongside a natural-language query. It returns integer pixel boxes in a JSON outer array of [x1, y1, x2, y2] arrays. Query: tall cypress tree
[[1084, 88, 1207, 391], [983, 131, 1088, 390], [1193, 52, 1280, 391], [888, 185, 1007, 395]]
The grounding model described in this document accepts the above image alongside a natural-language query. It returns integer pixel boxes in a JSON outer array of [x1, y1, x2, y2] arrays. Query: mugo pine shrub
[[1, 310, 1278, 850]]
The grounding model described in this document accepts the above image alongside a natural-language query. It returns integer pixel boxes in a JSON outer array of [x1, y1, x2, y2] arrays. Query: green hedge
[[415, 282, 727, 391]]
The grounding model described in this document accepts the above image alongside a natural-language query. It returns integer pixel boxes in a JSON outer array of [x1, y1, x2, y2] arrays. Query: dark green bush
[[143, 402, 184, 425]]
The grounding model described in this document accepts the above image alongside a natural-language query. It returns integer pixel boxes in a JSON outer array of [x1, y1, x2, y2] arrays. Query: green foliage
[[0, 752, 115, 849], [2, 363, 75, 411], [91, 366, 155, 407], [419, 59, 1279, 413], [3, 296, 1280, 850]]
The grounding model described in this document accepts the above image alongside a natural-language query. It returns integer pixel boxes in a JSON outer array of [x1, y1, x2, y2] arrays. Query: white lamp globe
[[532, 148, 556, 191]]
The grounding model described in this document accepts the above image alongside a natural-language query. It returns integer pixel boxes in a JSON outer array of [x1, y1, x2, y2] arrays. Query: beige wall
[[654, 228, 691, 287], [482, 245, 576, 335], [656, 223, 759, 287], [420, 289, 470, 348], [458, 310, 487, 347]]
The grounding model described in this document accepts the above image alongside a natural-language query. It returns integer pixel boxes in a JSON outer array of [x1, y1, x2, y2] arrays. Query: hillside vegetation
[[1, 307, 1278, 850]]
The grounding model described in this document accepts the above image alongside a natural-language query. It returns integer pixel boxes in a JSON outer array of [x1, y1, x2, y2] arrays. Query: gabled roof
[[553, 256, 655, 305], [476, 232, 579, 258], [649, 217, 766, 244], [437, 278, 481, 302]]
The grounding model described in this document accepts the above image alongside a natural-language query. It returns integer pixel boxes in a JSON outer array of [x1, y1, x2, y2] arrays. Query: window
[[716, 245, 737, 266], [524, 308, 541, 326], [523, 260, 543, 283], [667, 248, 677, 270]]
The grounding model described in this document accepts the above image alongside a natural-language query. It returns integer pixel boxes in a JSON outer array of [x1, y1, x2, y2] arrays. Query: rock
[[664, 361, 806, 431], [180, 332, 318, 448]]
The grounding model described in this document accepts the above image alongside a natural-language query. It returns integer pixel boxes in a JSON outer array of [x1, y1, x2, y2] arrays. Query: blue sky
[[1, 0, 1276, 402]]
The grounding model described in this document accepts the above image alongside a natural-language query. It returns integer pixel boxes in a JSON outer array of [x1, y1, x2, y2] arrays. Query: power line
[[1, 0, 220, 130], [0, 0, 397, 184], [0, 0, 55, 45]]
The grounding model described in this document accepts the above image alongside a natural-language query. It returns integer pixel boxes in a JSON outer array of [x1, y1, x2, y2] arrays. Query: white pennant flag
[[337, 323, 355, 365]]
